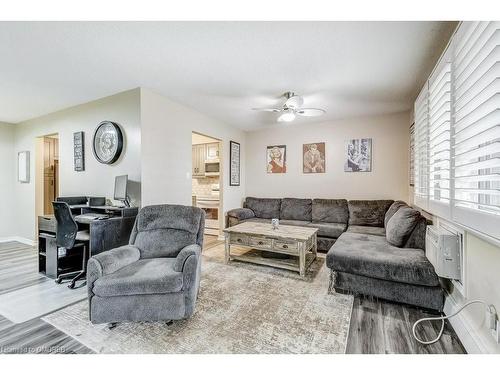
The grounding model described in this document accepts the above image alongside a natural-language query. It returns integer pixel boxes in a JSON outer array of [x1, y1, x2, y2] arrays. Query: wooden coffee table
[[223, 222, 318, 277]]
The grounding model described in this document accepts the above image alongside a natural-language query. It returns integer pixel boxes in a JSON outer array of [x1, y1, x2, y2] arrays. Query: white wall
[[12, 89, 141, 241], [447, 233, 500, 354], [245, 112, 410, 201], [140, 88, 246, 216], [0, 122, 15, 239]]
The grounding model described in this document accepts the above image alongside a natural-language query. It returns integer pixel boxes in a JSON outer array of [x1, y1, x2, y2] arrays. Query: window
[[413, 21, 500, 240], [409, 122, 415, 187], [414, 85, 429, 210], [428, 50, 452, 218], [451, 21, 500, 238]]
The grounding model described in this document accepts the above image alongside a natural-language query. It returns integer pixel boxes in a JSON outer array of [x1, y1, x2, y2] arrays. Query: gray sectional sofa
[[227, 197, 444, 311]]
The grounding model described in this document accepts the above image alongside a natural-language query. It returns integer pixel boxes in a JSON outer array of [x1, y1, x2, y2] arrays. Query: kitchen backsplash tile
[[192, 177, 219, 196]]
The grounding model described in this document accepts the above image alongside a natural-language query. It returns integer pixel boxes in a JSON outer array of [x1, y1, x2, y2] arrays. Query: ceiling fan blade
[[296, 108, 325, 117], [251, 107, 282, 113]]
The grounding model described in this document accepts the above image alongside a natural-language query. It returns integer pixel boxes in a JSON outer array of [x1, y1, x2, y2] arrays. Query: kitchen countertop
[[195, 195, 220, 201]]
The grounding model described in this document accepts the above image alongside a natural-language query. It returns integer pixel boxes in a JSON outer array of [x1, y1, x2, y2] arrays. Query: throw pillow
[[384, 200, 408, 228], [386, 207, 421, 247]]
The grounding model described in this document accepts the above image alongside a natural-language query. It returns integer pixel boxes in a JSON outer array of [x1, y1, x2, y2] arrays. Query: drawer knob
[[282, 244, 288, 249], [237, 238, 242, 243], [258, 241, 264, 245]]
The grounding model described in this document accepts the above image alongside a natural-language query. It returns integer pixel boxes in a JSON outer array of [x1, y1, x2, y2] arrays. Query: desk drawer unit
[[248, 236, 273, 250], [38, 216, 56, 232]]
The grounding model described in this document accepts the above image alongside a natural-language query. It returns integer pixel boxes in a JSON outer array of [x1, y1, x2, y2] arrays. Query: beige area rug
[[42, 244, 353, 354]]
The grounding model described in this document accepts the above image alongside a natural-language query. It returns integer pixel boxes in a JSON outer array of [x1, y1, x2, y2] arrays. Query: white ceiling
[[0, 21, 456, 130]]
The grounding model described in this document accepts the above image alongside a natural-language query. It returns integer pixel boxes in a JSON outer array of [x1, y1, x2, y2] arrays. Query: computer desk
[[38, 205, 138, 278]]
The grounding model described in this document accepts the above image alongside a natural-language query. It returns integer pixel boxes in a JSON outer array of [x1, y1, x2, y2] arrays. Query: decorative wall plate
[[92, 121, 123, 164]]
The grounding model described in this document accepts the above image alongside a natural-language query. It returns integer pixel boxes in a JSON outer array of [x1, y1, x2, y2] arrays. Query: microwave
[[205, 160, 220, 176]]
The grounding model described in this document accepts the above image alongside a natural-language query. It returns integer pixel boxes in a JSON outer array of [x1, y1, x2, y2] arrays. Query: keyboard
[[75, 213, 109, 222]]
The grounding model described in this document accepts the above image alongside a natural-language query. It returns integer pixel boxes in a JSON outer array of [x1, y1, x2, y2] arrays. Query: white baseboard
[[0, 237, 36, 247], [444, 293, 489, 354]]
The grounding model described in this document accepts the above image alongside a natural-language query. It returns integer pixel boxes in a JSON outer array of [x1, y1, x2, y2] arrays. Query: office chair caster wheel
[[107, 322, 118, 330], [68, 281, 76, 289], [55, 278, 62, 284], [165, 320, 174, 326]]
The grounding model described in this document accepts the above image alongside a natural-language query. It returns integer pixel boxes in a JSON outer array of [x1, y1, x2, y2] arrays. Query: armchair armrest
[[88, 245, 141, 277], [227, 208, 255, 221], [174, 244, 201, 272], [87, 245, 141, 302]]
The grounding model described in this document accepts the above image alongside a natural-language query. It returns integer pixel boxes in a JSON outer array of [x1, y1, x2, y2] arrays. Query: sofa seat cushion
[[312, 199, 348, 224], [244, 197, 281, 219], [93, 258, 183, 297], [280, 198, 312, 221], [279, 219, 311, 227], [307, 222, 346, 238], [347, 225, 386, 236], [348, 200, 394, 227], [326, 232, 439, 287]]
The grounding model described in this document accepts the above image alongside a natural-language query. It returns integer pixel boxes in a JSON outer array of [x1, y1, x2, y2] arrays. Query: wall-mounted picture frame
[[230, 140, 240, 186], [303, 142, 326, 173], [74, 131, 85, 171], [267, 145, 287, 173], [344, 138, 372, 172], [18, 151, 30, 183]]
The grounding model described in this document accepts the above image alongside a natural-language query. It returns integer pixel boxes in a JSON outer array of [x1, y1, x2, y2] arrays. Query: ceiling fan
[[252, 92, 326, 122]]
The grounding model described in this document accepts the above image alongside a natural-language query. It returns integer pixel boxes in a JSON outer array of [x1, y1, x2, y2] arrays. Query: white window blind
[[428, 50, 452, 218], [409, 122, 415, 187], [414, 85, 429, 210], [452, 21, 500, 238]]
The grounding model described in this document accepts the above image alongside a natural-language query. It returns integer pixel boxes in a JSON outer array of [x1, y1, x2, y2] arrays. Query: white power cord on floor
[[412, 300, 495, 345]]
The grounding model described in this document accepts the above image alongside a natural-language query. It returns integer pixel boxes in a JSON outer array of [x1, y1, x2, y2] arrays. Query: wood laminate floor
[[0, 241, 465, 354]]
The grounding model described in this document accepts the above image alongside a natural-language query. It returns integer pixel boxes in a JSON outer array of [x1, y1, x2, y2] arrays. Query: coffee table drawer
[[273, 240, 298, 252], [230, 234, 248, 246], [248, 237, 272, 249]]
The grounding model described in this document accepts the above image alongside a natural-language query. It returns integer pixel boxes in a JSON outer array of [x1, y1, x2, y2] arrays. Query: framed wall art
[[344, 138, 372, 172], [266, 145, 287, 174], [303, 142, 325, 173], [230, 140, 240, 186]]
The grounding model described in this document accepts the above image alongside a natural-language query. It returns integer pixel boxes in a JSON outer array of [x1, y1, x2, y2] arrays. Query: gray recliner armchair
[[87, 204, 205, 324]]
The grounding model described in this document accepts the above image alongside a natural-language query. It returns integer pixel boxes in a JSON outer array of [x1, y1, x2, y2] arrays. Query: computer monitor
[[114, 175, 130, 207]]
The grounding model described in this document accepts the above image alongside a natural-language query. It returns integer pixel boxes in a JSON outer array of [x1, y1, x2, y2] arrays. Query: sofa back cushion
[[386, 207, 421, 247], [312, 199, 349, 224], [130, 204, 204, 258], [244, 197, 282, 219], [280, 198, 312, 221], [348, 200, 394, 227], [384, 200, 409, 228]]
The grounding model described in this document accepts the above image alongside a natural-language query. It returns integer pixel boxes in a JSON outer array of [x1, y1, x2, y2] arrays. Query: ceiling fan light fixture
[[277, 109, 296, 122], [285, 94, 304, 109]]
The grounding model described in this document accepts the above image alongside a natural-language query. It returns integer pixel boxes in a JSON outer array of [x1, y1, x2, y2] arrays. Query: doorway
[[35, 134, 59, 217], [191, 132, 224, 245]]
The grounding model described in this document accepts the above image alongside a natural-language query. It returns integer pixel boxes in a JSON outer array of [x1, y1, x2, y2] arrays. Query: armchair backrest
[[129, 204, 205, 259]]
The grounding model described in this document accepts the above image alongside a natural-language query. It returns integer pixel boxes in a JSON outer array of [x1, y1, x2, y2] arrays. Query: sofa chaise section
[[326, 202, 444, 311]]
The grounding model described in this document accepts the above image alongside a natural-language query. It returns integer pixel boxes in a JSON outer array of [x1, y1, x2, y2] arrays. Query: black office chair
[[52, 201, 90, 289]]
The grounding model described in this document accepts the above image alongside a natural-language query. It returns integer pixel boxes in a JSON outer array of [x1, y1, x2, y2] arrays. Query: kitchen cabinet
[[192, 144, 206, 177], [206, 142, 219, 160]]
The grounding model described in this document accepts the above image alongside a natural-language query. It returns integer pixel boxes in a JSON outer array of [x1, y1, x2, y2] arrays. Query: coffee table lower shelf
[[228, 249, 316, 276]]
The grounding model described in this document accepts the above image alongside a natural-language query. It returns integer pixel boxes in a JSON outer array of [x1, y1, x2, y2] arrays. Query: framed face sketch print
[[267, 145, 286, 174], [303, 142, 325, 173]]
